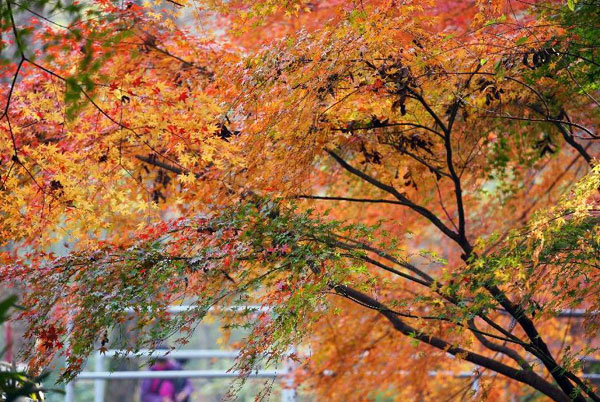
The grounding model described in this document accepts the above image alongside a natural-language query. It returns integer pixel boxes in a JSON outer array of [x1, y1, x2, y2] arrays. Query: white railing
[[65, 305, 296, 402]]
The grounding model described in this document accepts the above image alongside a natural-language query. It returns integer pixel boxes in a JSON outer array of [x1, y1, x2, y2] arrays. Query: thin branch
[[328, 233, 435, 283], [297, 195, 405, 205], [407, 89, 450, 134], [6, 0, 24, 57], [435, 180, 459, 232], [332, 121, 445, 139], [336, 250, 432, 287], [326, 149, 461, 244], [484, 114, 597, 141], [469, 319, 532, 371], [1, 57, 24, 121], [135, 155, 207, 179]]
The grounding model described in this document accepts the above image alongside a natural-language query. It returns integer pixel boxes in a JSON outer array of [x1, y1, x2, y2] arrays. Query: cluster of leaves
[[0, 0, 235, 246], [467, 165, 600, 323], [536, 0, 600, 98], [0, 296, 62, 402], [2, 199, 385, 386]]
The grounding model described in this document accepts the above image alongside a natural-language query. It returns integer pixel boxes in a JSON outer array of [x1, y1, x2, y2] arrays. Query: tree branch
[[297, 195, 405, 205], [135, 155, 207, 179], [333, 284, 570, 402], [326, 149, 461, 244], [468, 318, 532, 371]]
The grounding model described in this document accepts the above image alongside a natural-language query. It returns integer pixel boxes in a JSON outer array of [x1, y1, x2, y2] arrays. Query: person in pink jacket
[[140, 357, 193, 402]]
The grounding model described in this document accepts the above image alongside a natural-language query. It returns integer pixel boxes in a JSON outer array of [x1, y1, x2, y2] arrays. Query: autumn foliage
[[1, 0, 600, 400]]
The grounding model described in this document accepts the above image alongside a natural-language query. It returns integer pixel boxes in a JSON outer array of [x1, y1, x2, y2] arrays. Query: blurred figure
[[140, 353, 193, 402]]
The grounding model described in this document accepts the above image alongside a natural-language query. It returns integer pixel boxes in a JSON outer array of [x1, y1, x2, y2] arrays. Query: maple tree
[[1, 0, 599, 400]]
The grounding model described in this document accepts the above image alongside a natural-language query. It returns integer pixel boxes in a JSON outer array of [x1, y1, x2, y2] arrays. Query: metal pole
[[76, 370, 282, 379], [65, 319, 74, 402], [281, 347, 296, 402], [94, 351, 105, 402], [104, 349, 240, 359], [281, 387, 296, 402], [65, 382, 74, 402], [471, 370, 481, 396]]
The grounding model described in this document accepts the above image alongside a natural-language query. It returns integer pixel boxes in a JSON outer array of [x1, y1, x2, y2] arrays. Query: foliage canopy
[[1, 0, 600, 400]]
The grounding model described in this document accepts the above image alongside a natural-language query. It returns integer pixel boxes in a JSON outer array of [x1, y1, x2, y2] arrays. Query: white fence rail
[[65, 306, 296, 402]]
